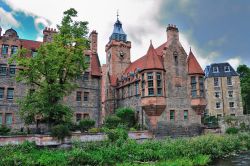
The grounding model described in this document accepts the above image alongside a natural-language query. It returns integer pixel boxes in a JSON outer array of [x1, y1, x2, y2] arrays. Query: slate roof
[[205, 62, 239, 77], [109, 19, 127, 42]]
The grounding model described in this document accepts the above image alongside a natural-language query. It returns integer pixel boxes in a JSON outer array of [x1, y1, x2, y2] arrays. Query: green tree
[[78, 119, 95, 132], [237, 64, 250, 114], [10, 8, 89, 129], [115, 107, 136, 128]]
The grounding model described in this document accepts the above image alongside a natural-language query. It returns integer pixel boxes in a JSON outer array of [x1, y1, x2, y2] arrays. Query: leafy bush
[[0, 125, 11, 135], [226, 127, 239, 134], [0, 133, 250, 165], [203, 116, 218, 128], [88, 128, 99, 133], [115, 107, 136, 128], [51, 124, 71, 141], [79, 119, 95, 132], [106, 127, 128, 143], [104, 115, 121, 129]]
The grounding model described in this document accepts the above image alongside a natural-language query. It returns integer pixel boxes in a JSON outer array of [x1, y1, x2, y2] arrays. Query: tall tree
[[10, 8, 89, 128], [237, 64, 250, 114]]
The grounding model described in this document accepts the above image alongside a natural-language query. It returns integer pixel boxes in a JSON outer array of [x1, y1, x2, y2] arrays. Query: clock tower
[[105, 16, 131, 78]]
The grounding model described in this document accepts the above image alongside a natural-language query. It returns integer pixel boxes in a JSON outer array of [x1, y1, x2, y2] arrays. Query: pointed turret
[[109, 15, 127, 42], [187, 49, 204, 75], [144, 41, 164, 70]]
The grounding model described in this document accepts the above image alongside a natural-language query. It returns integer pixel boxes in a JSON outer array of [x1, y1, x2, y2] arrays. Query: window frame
[[7, 88, 14, 100], [76, 91, 82, 101], [212, 66, 219, 73], [1, 44, 9, 55], [83, 92, 89, 101], [224, 66, 230, 72]]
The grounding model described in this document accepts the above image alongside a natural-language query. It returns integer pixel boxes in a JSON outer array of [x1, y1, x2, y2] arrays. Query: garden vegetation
[[0, 132, 250, 165]]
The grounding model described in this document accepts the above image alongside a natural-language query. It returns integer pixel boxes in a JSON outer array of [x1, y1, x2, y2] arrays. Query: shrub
[[203, 116, 218, 128], [226, 127, 239, 134], [104, 115, 121, 129], [0, 125, 11, 135], [116, 107, 136, 128], [51, 124, 71, 141], [79, 119, 95, 132], [106, 127, 128, 143], [88, 128, 99, 133]]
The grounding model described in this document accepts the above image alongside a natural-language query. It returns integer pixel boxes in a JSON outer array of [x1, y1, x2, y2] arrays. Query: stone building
[[204, 63, 243, 117], [102, 18, 206, 136], [0, 27, 102, 129]]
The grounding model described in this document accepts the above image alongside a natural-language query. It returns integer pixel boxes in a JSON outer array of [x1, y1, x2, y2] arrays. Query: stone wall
[[219, 115, 250, 133], [0, 131, 153, 146]]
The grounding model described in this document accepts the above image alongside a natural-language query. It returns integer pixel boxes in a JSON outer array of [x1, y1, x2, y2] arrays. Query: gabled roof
[[90, 53, 102, 76], [124, 42, 164, 74], [20, 39, 42, 50], [205, 63, 239, 77], [155, 41, 167, 56], [187, 50, 204, 75], [108, 74, 117, 86]]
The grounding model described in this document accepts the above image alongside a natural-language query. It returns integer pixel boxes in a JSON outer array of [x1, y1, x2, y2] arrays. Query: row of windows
[[212, 65, 231, 73], [1, 44, 18, 55], [75, 113, 90, 122], [217, 114, 235, 118], [214, 91, 233, 98], [215, 102, 235, 109], [119, 81, 140, 99], [76, 91, 89, 101], [0, 87, 14, 100], [214, 77, 232, 86], [77, 72, 89, 81], [141, 72, 162, 97], [191, 76, 204, 98], [0, 113, 13, 125], [0, 64, 16, 76], [170, 110, 189, 121]]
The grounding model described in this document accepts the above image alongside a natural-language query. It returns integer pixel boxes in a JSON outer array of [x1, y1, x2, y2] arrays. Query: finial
[[190, 46, 192, 52], [150, 39, 152, 45], [116, 9, 119, 20]]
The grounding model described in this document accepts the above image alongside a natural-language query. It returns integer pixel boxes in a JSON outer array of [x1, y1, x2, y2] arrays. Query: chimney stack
[[43, 27, 57, 42], [166, 24, 179, 41], [89, 30, 98, 53], [0, 27, 2, 37]]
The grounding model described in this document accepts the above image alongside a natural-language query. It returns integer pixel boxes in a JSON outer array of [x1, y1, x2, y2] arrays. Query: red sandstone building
[[1, 17, 207, 136], [0, 27, 102, 130], [102, 18, 206, 136]]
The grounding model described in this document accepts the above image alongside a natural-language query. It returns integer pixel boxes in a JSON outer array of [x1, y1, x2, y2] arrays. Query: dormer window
[[224, 66, 230, 72], [213, 66, 219, 73]]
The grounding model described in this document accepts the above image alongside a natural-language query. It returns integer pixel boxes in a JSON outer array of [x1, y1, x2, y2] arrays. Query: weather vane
[[117, 9, 119, 20]]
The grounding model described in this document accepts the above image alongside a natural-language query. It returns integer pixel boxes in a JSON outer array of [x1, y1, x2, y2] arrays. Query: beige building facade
[[205, 63, 243, 117]]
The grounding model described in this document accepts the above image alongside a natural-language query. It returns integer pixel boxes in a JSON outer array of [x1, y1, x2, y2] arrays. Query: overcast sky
[[1, 0, 249, 69]]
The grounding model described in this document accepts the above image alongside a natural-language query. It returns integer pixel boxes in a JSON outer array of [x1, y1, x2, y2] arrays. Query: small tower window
[[173, 51, 179, 75]]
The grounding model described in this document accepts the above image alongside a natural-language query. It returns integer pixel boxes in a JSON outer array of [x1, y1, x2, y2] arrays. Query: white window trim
[[224, 66, 231, 72], [213, 66, 219, 73]]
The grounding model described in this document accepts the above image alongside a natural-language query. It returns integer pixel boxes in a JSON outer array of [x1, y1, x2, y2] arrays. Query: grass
[[0, 132, 249, 165]]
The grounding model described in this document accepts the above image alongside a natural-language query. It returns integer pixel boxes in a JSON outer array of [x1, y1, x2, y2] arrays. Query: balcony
[[191, 97, 207, 115], [141, 96, 166, 116]]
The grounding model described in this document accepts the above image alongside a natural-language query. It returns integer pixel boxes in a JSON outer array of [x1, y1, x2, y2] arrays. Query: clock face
[[118, 50, 125, 58]]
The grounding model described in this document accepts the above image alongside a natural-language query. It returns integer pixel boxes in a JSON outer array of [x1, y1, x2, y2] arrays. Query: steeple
[[109, 13, 127, 42]]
